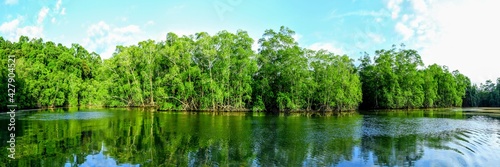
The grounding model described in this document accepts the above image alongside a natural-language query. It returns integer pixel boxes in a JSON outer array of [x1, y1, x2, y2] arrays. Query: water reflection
[[0, 108, 499, 166], [64, 143, 139, 167]]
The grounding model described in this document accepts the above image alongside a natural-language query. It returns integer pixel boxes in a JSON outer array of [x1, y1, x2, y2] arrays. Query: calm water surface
[[0, 108, 499, 166]]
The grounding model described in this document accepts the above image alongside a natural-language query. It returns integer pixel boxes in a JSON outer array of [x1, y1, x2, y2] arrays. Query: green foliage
[[0, 36, 104, 110], [358, 45, 469, 109], [1, 27, 489, 112], [311, 50, 362, 111], [98, 30, 259, 111], [463, 78, 500, 107], [253, 26, 361, 111]]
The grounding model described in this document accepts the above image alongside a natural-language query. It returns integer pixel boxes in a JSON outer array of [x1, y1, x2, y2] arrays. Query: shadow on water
[[0, 108, 498, 166]]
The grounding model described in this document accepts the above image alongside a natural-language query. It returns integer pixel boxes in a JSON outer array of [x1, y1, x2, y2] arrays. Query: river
[[1, 108, 499, 166]]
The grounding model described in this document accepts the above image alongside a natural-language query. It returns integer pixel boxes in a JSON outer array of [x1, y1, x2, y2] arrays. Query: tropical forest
[[1, 27, 499, 112], [1, 26, 500, 166]]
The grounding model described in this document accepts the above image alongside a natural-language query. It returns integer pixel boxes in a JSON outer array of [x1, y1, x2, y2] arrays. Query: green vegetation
[[0, 36, 104, 109], [253, 27, 361, 112], [358, 46, 469, 109], [463, 78, 500, 107], [1, 27, 498, 111]]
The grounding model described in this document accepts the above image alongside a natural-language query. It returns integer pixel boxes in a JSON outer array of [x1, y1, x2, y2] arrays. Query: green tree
[[254, 26, 309, 111]]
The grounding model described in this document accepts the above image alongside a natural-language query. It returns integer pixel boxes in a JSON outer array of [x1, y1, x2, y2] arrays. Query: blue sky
[[1, 0, 499, 84]]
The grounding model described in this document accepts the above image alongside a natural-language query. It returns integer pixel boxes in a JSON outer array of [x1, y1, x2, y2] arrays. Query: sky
[[0, 0, 499, 84]]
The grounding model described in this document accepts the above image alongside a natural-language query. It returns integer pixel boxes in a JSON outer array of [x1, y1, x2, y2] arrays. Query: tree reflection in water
[[0, 108, 498, 166]]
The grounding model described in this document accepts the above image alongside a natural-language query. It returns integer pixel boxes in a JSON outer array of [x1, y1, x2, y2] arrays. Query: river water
[[0, 108, 499, 166]]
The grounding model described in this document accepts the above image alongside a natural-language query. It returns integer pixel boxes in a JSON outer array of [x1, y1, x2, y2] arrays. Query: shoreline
[[3, 106, 500, 113]]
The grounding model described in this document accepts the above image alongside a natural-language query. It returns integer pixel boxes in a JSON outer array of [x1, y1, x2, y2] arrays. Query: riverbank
[[7, 106, 500, 114]]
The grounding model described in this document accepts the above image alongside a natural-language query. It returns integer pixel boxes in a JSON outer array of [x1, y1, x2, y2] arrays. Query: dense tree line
[[253, 27, 361, 111], [358, 45, 469, 109], [101, 30, 259, 111], [1, 27, 497, 111], [0, 36, 104, 109], [463, 78, 500, 107], [101, 27, 361, 111]]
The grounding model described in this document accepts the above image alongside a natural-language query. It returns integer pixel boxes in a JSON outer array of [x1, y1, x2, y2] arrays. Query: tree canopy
[[358, 45, 473, 109], [1, 27, 496, 112]]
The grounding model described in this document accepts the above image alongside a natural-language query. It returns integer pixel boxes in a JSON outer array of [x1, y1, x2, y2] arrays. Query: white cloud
[[4, 0, 17, 5], [51, 17, 56, 23], [55, 0, 62, 11], [388, 0, 437, 46], [252, 40, 259, 52], [16, 26, 43, 39], [54, 0, 66, 15], [146, 20, 155, 26], [410, 0, 428, 13], [292, 33, 302, 43], [0, 19, 20, 33], [393, 0, 500, 83], [426, 0, 500, 83], [409, 15, 424, 28], [327, 9, 390, 19], [114, 25, 141, 34], [387, 0, 403, 19], [308, 42, 345, 55], [0, 17, 44, 41], [87, 21, 110, 36], [367, 33, 386, 43], [401, 14, 410, 22], [37, 7, 50, 24], [395, 22, 414, 40], [82, 21, 145, 59]]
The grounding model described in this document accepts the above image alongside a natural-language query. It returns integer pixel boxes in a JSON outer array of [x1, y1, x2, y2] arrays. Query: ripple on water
[[22, 111, 111, 121], [362, 115, 500, 166], [362, 115, 498, 137]]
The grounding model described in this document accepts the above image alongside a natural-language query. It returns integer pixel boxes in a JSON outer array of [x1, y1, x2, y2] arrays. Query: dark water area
[[0, 108, 499, 166]]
